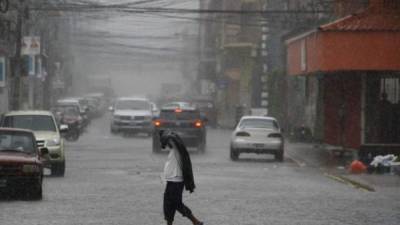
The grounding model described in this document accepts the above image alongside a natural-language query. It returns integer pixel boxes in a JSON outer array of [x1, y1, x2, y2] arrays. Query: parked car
[[109, 97, 154, 135], [0, 128, 48, 200], [51, 105, 82, 141], [230, 116, 284, 162], [57, 98, 90, 127], [152, 106, 207, 153], [85, 93, 107, 117], [1, 111, 68, 176], [60, 97, 90, 114]]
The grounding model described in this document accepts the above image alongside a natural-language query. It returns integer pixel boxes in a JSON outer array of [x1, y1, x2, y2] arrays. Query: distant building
[[198, 0, 262, 128]]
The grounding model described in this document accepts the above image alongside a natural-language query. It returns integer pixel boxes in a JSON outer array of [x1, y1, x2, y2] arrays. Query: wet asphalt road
[[1, 115, 399, 225]]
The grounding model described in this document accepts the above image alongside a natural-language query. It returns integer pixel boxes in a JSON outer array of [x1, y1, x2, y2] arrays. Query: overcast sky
[[69, 0, 200, 97]]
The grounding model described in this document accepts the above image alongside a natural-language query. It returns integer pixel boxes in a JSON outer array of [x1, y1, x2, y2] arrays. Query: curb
[[324, 173, 376, 192]]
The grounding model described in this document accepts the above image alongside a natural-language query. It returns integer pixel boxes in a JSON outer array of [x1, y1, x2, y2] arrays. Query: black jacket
[[160, 131, 196, 193]]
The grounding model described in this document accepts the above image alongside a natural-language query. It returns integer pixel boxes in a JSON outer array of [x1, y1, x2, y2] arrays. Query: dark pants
[[164, 181, 193, 222]]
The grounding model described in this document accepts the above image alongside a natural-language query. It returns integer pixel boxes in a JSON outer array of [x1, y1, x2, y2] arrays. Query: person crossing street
[[160, 131, 204, 225]]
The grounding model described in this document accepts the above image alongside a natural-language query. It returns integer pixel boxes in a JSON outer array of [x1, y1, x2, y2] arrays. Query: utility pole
[[11, 0, 24, 110]]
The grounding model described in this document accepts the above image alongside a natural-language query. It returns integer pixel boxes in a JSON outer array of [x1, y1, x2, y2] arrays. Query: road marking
[[324, 173, 375, 192]]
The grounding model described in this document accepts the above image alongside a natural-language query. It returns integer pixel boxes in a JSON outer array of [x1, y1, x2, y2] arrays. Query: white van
[[109, 97, 154, 136]]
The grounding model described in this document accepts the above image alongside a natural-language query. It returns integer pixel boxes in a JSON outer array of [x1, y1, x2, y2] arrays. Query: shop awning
[[285, 0, 400, 76]]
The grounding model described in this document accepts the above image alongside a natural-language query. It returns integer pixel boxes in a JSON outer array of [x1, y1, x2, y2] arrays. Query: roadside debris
[[349, 160, 367, 174], [367, 155, 399, 174]]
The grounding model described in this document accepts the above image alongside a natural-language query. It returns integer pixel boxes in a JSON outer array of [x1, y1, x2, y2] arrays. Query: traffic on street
[[1, 113, 399, 225]]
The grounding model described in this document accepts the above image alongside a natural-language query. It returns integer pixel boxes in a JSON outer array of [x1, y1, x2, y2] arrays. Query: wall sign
[[21, 36, 41, 56]]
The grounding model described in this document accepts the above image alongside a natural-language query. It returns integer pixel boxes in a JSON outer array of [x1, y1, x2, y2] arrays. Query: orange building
[[285, 0, 400, 161]]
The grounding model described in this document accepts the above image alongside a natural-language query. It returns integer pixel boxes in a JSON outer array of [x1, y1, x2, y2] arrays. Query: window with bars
[[365, 75, 400, 144]]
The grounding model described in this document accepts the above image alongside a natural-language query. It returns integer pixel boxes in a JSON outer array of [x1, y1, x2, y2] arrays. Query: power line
[[31, 4, 331, 15]]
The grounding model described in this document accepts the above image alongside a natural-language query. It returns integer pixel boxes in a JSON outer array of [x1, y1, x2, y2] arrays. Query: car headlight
[[47, 138, 61, 147], [22, 164, 40, 173]]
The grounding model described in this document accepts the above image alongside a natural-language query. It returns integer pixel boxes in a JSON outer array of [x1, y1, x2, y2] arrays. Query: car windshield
[[115, 100, 150, 110], [0, 131, 35, 154], [160, 110, 200, 120], [3, 115, 57, 132], [239, 119, 278, 130]]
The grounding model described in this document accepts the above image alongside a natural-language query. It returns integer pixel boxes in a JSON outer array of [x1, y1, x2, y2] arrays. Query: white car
[[110, 97, 154, 135], [230, 116, 284, 162]]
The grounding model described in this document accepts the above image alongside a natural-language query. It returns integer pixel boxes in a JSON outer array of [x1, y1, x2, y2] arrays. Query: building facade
[[0, 0, 14, 114], [0, 0, 73, 112], [286, 0, 400, 159]]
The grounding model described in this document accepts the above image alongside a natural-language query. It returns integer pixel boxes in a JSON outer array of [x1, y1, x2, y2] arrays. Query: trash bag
[[349, 160, 367, 174], [370, 154, 398, 167], [369, 154, 398, 174]]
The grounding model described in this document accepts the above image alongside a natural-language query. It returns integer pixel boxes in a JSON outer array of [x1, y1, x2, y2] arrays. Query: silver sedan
[[230, 116, 284, 162]]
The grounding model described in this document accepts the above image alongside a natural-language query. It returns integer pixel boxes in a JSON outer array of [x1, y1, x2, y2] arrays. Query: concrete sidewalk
[[286, 141, 400, 191]]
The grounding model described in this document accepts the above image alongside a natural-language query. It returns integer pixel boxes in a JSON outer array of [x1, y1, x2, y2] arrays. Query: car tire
[[30, 184, 43, 200], [230, 147, 239, 161], [152, 136, 161, 153], [275, 150, 284, 162], [52, 161, 65, 176]]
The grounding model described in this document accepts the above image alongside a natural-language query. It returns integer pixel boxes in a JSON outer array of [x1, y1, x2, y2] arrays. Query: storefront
[[285, 0, 400, 159]]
